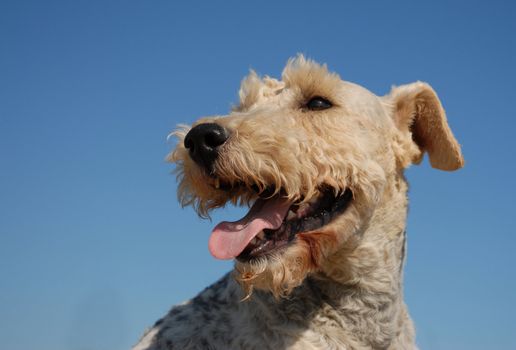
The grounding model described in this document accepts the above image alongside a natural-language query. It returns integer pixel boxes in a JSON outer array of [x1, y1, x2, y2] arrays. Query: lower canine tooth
[[214, 178, 220, 189], [256, 231, 265, 240], [308, 196, 320, 204]]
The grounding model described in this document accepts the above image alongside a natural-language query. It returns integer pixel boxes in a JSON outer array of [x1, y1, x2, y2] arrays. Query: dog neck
[[252, 175, 412, 347]]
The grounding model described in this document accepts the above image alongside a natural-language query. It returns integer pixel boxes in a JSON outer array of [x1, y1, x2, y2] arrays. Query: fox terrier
[[134, 55, 464, 350]]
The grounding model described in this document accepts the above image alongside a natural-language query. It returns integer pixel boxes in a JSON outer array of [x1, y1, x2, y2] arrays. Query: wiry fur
[[134, 55, 463, 350]]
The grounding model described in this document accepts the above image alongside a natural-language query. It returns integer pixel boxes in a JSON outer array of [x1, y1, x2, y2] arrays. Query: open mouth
[[208, 185, 353, 262]]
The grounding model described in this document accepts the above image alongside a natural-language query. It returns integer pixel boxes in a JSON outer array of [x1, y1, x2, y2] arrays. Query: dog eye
[[306, 96, 332, 111]]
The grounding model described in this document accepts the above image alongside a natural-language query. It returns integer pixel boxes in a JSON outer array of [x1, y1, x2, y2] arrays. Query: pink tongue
[[208, 197, 291, 260]]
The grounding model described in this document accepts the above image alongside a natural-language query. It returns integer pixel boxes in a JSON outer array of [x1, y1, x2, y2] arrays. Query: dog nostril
[[183, 123, 229, 171], [184, 136, 194, 150]]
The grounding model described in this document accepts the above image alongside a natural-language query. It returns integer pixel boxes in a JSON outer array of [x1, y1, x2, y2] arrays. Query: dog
[[133, 55, 464, 350]]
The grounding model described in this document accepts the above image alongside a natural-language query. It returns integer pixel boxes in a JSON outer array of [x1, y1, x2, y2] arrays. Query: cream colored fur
[[134, 55, 463, 350]]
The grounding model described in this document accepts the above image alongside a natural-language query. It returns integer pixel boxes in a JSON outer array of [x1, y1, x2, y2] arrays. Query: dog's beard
[[234, 241, 315, 299]]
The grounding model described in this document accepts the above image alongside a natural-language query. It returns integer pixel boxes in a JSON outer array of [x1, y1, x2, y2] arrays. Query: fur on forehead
[[236, 55, 343, 112]]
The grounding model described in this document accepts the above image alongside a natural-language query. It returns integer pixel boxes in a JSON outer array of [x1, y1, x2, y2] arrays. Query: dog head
[[169, 56, 463, 297]]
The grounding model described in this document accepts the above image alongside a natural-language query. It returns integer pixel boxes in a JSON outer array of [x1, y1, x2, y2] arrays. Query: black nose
[[184, 123, 229, 172]]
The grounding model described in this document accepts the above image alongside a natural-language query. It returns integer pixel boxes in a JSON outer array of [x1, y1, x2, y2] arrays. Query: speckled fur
[[134, 56, 463, 350]]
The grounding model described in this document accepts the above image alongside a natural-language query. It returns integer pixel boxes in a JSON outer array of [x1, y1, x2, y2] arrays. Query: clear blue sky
[[1, 1, 515, 349]]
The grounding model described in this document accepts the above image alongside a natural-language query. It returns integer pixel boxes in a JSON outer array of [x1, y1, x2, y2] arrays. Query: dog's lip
[[212, 179, 279, 198], [212, 179, 292, 206], [236, 188, 353, 262]]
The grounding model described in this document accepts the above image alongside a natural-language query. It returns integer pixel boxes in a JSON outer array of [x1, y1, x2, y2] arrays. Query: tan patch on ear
[[387, 82, 464, 171]]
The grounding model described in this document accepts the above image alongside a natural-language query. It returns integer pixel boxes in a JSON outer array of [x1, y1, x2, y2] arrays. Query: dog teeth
[[297, 202, 310, 212], [214, 178, 220, 189], [249, 231, 265, 246], [308, 195, 321, 204], [250, 233, 264, 245], [286, 210, 297, 221], [295, 202, 313, 218]]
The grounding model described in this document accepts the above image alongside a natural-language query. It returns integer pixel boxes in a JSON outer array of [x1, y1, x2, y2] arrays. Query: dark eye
[[306, 96, 332, 111]]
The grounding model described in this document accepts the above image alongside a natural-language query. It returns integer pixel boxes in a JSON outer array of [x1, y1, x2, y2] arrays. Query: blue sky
[[1, 0, 515, 349]]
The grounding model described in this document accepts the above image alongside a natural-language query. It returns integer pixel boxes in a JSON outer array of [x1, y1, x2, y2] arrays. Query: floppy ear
[[388, 82, 464, 171]]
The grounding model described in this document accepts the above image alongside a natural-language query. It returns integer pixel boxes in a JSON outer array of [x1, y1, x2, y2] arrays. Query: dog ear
[[387, 82, 464, 171]]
